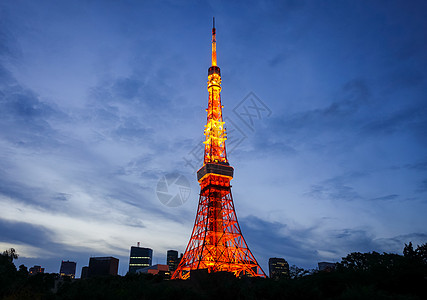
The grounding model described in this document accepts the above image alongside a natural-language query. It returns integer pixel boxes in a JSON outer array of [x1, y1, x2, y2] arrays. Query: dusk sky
[[1, 0, 426, 277]]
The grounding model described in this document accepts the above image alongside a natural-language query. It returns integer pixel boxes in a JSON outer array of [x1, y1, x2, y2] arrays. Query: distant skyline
[[1, 0, 426, 277]]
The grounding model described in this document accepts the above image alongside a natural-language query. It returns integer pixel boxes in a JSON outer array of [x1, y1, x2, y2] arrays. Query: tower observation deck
[[171, 19, 266, 280]]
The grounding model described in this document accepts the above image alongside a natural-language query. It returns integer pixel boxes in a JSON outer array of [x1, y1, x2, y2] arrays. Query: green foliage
[[404, 242, 416, 259], [1, 244, 426, 299], [2, 248, 18, 262], [18, 264, 29, 277], [335, 246, 427, 299], [289, 264, 310, 279], [405, 242, 427, 265], [0, 252, 18, 297], [415, 243, 427, 264], [337, 251, 405, 273]]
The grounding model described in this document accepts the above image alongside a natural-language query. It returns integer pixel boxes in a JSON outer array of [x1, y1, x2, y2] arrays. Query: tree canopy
[[0, 243, 426, 299]]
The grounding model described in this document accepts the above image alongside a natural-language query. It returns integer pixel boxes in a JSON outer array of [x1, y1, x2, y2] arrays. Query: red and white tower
[[172, 19, 266, 280]]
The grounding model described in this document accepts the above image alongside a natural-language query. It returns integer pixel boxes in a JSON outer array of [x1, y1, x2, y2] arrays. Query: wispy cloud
[[305, 172, 366, 202], [362, 107, 427, 137], [416, 179, 427, 194], [370, 194, 399, 201], [406, 160, 427, 171]]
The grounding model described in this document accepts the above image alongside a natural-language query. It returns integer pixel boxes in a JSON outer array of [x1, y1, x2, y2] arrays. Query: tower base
[[171, 172, 266, 280]]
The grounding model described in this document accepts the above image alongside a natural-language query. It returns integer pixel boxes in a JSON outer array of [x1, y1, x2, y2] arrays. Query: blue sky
[[0, 0, 426, 277]]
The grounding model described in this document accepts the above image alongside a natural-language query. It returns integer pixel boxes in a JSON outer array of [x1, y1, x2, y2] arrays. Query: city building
[[81, 266, 89, 279], [166, 250, 181, 274], [318, 262, 336, 272], [29, 265, 45, 275], [269, 257, 289, 280], [129, 244, 153, 274], [137, 264, 170, 277], [59, 260, 76, 278], [88, 256, 119, 277]]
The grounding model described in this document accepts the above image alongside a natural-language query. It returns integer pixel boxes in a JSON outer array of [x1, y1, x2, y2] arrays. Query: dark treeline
[[1, 243, 426, 300]]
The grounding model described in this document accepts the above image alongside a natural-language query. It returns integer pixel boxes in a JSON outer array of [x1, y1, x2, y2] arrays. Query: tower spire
[[212, 17, 217, 66], [204, 19, 225, 165]]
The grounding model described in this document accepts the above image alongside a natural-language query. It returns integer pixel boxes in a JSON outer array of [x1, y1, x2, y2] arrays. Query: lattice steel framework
[[172, 19, 266, 280]]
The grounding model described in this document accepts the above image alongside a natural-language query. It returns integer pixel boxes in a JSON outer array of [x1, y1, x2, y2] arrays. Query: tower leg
[[172, 180, 266, 280]]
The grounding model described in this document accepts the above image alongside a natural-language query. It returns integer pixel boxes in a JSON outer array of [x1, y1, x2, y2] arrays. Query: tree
[[18, 264, 28, 276], [337, 251, 404, 273], [289, 265, 310, 279], [0, 249, 18, 297], [403, 242, 427, 264], [415, 243, 427, 264], [2, 248, 18, 262], [403, 242, 416, 259], [338, 252, 369, 271]]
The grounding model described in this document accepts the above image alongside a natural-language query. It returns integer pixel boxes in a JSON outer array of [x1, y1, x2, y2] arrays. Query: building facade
[[59, 260, 76, 278], [81, 266, 89, 279], [29, 265, 45, 275], [318, 262, 336, 272], [88, 256, 119, 277], [129, 246, 153, 274], [136, 264, 170, 277], [167, 250, 180, 274], [269, 257, 289, 280]]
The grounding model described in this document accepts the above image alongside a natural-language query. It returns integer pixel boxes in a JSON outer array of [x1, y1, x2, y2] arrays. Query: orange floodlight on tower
[[172, 18, 266, 280]]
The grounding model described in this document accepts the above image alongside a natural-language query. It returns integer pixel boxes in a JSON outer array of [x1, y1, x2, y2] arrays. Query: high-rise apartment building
[[81, 266, 89, 279], [129, 245, 153, 274], [269, 257, 289, 280], [88, 256, 119, 277], [59, 260, 76, 278], [167, 250, 180, 274]]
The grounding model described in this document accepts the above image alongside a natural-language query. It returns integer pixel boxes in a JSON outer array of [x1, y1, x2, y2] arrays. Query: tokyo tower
[[172, 19, 266, 280]]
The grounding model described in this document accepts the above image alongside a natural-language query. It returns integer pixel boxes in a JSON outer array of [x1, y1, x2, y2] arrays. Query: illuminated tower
[[172, 19, 266, 280]]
